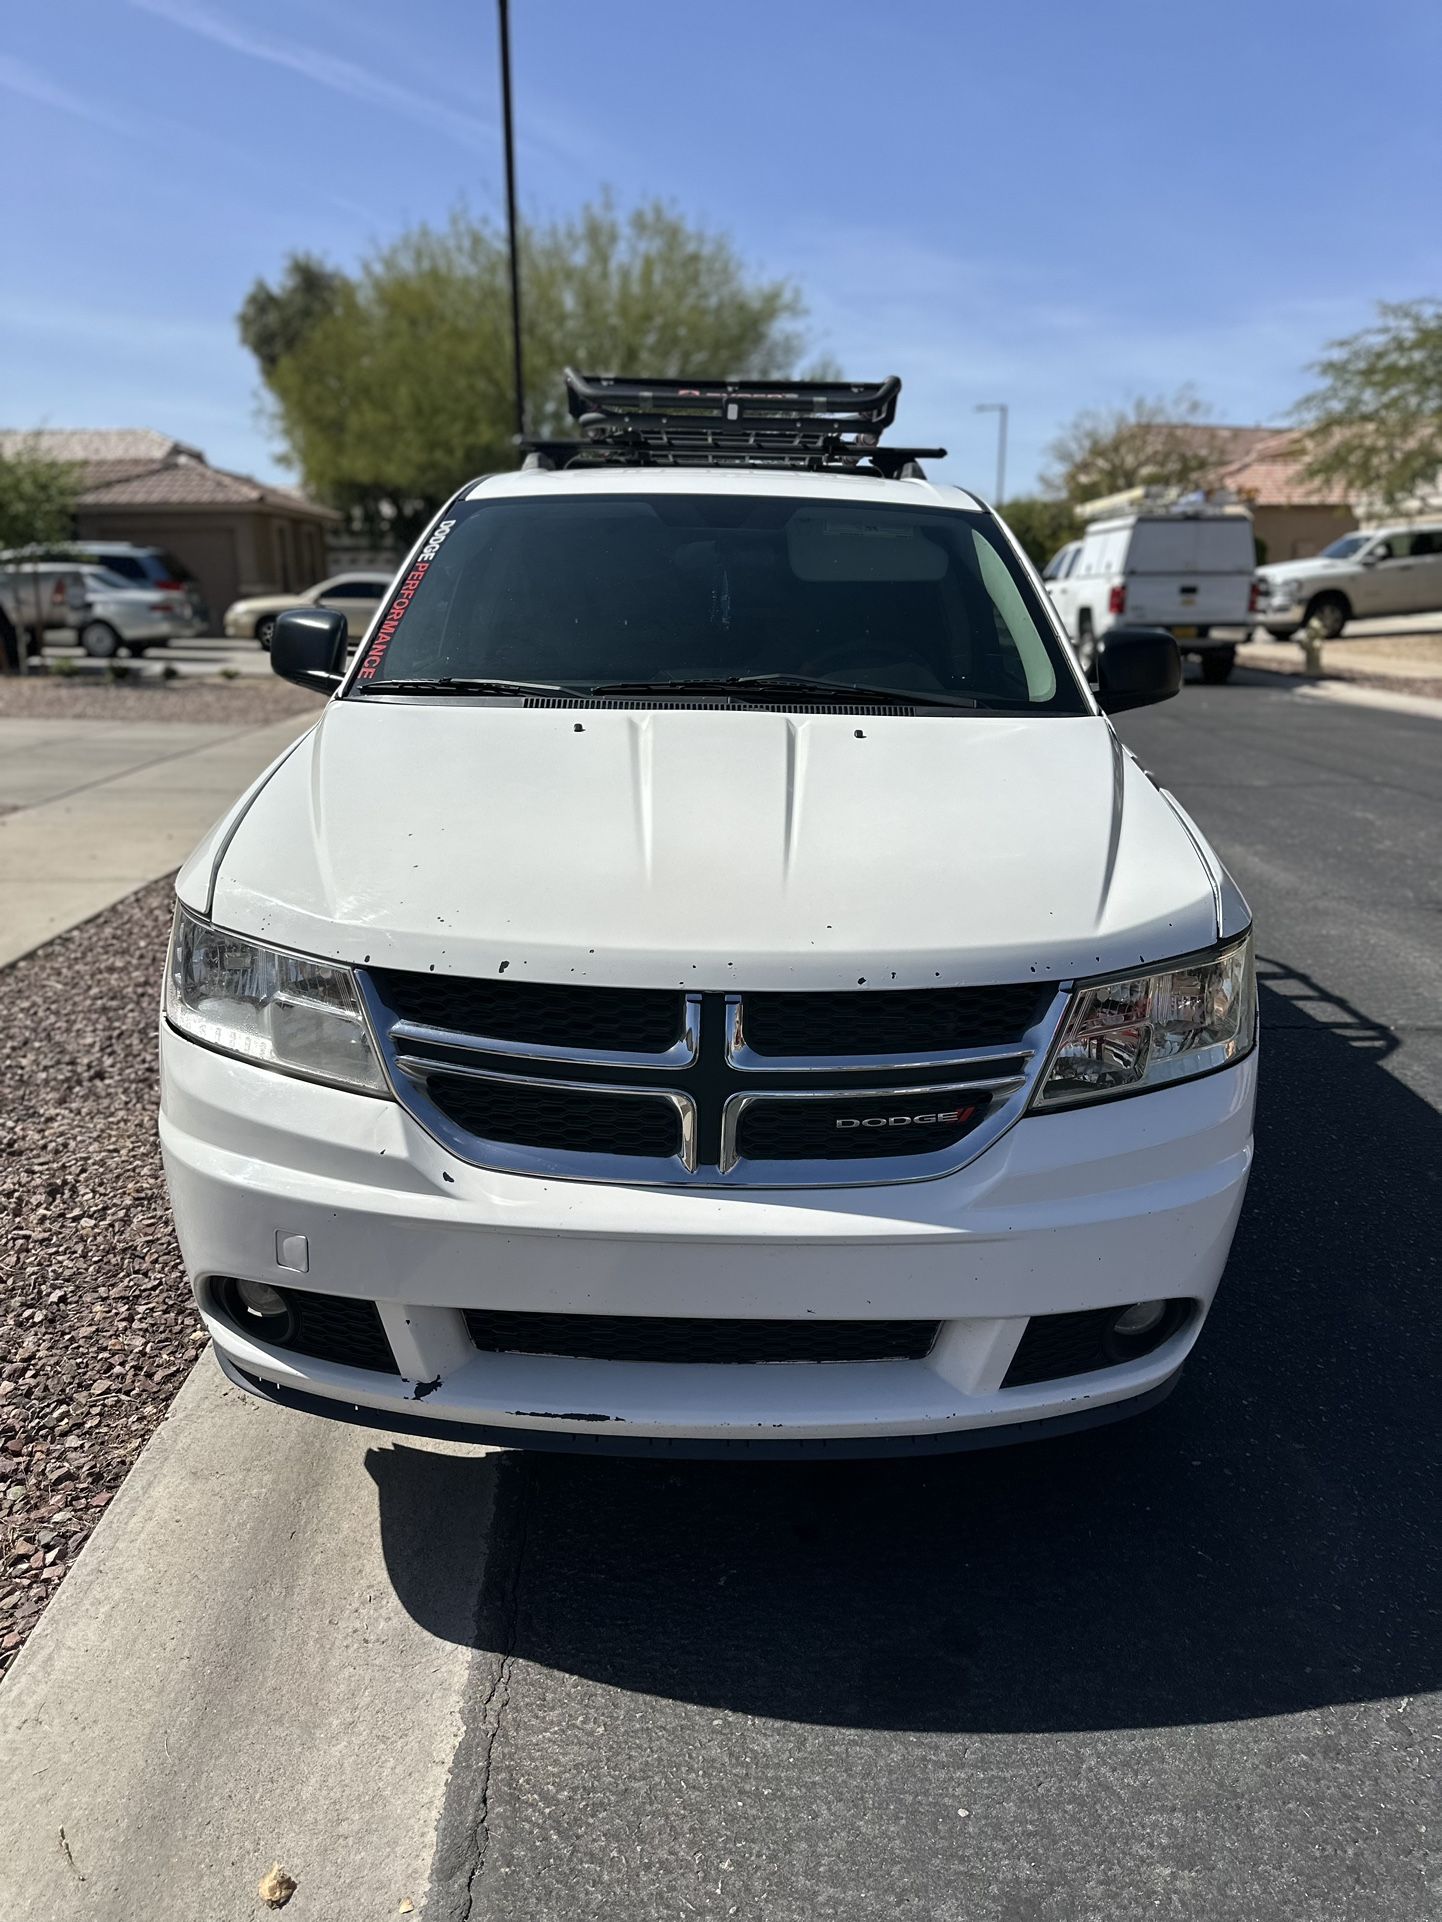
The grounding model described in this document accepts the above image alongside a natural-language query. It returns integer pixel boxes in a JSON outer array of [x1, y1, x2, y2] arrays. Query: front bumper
[[160, 1027, 1256, 1452]]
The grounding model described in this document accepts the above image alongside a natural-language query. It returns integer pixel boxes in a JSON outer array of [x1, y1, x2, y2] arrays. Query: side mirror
[[271, 607, 347, 694], [1093, 626, 1182, 714], [1358, 549, 1382, 566]]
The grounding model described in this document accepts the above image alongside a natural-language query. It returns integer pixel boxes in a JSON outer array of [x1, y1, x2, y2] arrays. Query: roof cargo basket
[[522, 370, 946, 478]]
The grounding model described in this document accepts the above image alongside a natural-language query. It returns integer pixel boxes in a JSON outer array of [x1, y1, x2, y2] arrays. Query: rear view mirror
[[271, 608, 348, 694], [1092, 626, 1182, 714]]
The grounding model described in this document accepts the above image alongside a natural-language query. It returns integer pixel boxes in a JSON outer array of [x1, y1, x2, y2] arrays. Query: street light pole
[[497, 0, 526, 450], [974, 402, 1008, 506]]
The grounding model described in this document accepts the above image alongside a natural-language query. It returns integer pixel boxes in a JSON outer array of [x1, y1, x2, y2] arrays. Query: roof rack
[[521, 370, 946, 479]]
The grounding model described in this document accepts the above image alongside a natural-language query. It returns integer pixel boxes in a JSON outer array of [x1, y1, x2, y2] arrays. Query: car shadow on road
[[366, 958, 1441, 1733]]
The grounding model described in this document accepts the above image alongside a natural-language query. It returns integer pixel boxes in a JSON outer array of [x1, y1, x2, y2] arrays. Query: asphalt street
[[424, 673, 1441, 1921], [3, 673, 1438, 1920]]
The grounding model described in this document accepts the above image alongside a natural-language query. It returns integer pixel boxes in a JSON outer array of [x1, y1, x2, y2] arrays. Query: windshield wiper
[[589, 673, 980, 709], [355, 676, 582, 697]]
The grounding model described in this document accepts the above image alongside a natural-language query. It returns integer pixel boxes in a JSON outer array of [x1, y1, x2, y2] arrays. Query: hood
[[202, 701, 1220, 990], [1256, 555, 1349, 583]]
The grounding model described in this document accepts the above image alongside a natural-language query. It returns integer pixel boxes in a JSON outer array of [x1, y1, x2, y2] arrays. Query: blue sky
[[3, 0, 1439, 496]]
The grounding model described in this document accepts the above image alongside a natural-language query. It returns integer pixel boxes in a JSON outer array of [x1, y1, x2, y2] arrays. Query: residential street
[[417, 676, 1442, 1920], [1, 675, 1438, 1920]]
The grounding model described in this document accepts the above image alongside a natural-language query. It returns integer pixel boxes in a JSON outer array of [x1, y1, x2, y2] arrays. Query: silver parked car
[[65, 566, 203, 656]]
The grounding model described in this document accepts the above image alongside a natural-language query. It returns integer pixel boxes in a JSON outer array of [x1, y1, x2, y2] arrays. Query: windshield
[[1319, 534, 1367, 560], [349, 493, 1087, 712]]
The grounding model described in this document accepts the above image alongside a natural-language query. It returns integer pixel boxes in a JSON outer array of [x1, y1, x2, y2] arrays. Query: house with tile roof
[[1209, 428, 1357, 565], [0, 428, 339, 629]]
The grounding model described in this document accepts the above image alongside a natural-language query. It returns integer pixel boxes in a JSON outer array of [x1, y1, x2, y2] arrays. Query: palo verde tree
[[1294, 299, 1442, 508], [239, 198, 822, 543], [1041, 387, 1217, 505]]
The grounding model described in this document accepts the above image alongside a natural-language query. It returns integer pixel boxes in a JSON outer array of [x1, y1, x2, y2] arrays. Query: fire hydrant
[[1300, 614, 1326, 677]]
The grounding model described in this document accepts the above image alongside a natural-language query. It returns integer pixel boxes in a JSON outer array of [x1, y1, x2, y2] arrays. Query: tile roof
[[0, 427, 202, 467], [1214, 429, 1350, 508], [1, 427, 338, 520], [79, 461, 337, 518]]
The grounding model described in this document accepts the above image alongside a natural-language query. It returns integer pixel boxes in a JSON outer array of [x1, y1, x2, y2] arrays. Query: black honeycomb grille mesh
[[742, 984, 1047, 1056], [427, 1074, 682, 1158], [373, 969, 684, 1052], [464, 1310, 938, 1365]]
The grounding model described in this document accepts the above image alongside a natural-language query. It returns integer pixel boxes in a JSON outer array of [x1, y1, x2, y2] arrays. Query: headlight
[[1276, 580, 1302, 601], [165, 904, 388, 1095], [1032, 933, 1255, 1110]]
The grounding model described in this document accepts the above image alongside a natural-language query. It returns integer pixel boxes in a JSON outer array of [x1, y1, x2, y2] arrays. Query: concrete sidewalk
[[0, 1361, 498, 1922], [0, 711, 313, 966]]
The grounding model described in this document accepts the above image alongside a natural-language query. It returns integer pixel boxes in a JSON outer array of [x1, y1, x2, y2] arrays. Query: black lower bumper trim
[[213, 1346, 1181, 1459]]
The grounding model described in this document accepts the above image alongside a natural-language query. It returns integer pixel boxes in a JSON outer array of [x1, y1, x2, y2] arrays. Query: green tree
[[238, 253, 349, 376], [241, 199, 821, 542], [0, 442, 79, 671], [1042, 388, 1215, 504], [1000, 496, 1080, 571], [0, 439, 79, 550], [1294, 299, 1442, 507]]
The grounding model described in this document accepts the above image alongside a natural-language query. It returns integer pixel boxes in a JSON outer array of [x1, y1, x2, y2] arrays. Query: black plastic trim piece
[[214, 1347, 1180, 1459]]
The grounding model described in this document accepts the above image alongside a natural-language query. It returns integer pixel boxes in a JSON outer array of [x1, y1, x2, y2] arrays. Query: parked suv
[[1255, 523, 1442, 638], [159, 374, 1257, 1458]]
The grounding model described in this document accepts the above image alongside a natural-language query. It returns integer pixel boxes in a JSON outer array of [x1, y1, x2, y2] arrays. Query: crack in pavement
[[429, 1452, 534, 1922]]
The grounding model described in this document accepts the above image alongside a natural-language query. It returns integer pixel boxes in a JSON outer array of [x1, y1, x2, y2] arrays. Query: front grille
[[363, 968, 1058, 1187], [464, 1310, 938, 1364], [1002, 1301, 1191, 1387], [741, 984, 1048, 1057], [213, 1279, 396, 1373], [736, 1093, 990, 1162], [427, 1073, 682, 1159], [372, 969, 683, 1052]]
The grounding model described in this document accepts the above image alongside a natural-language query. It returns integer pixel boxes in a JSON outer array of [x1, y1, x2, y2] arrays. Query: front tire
[[80, 620, 121, 659], [255, 615, 275, 650], [1199, 647, 1236, 684], [1305, 592, 1349, 640]]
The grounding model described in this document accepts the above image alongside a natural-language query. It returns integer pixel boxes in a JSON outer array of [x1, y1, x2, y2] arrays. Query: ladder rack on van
[[1075, 484, 1249, 522], [522, 370, 947, 478]]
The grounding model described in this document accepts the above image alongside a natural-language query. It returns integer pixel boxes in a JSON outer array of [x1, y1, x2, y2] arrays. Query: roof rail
[[521, 370, 946, 479]]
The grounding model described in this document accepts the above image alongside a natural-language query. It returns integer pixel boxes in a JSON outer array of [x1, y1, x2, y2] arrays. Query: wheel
[[1304, 592, 1348, 640], [79, 620, 122, 659], [1199, 648, 1236, 685], [1076, 611, 1097, 673], [255, 615, 276, 650]]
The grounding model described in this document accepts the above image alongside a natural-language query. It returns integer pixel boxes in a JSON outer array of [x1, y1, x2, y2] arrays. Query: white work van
[[1046, 489, 1259, 684]]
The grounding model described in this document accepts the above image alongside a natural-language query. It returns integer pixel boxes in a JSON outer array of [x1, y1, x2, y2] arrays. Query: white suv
[[159, 374, 1257, 1458], [1255, 523, 1442, 638]]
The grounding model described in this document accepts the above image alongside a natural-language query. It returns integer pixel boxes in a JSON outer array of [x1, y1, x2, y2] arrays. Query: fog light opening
[[1112, 1299, 1167, 1339], [220, 1276, 295, 1344], [1103, 1296, 1186, 1364]]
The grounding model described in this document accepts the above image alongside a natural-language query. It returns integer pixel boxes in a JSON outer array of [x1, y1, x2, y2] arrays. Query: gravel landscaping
[[0, 676, 321, 726], [0, 877, 195, 1678]]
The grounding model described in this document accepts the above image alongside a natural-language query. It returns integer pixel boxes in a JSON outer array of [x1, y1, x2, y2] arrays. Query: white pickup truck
[[1045, 489, 1260, 683], [159, 374, 1256, 1458]]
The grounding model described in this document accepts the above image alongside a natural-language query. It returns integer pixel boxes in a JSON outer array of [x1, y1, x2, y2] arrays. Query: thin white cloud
[[0, 52, 137, 137], [129, 0, 492, 150]]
